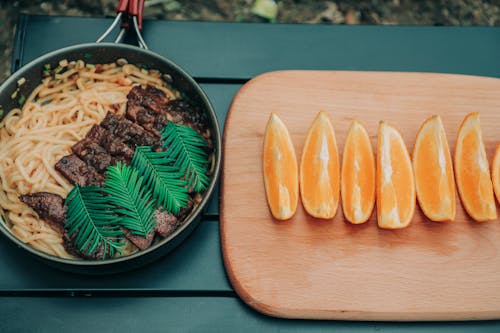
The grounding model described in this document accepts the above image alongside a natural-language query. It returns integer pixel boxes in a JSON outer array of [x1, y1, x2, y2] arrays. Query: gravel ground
[[1, 0, 499, 83]]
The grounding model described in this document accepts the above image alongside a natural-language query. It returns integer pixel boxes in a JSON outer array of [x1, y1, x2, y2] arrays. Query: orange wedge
[[300, 111, 339, 219], [492, 143, 500, 204], [377, 121, 415, 229], [341, 120, 375, 224], [454, 112, 496, 221], [412, 115, 456, 222], [263, 113, 298, 220]]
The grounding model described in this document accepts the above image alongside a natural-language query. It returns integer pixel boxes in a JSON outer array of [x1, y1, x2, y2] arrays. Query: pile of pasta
[[0, 59, 178, 258]]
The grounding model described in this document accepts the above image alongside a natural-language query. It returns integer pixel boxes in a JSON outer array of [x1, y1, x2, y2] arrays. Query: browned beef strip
[[55, 154, 104, 186], [71, 125, 106, 153], [153, 210, 179, 238], [143, 86, 170, 113], [129, 86, 218, 138], [19, 192, 66, 230], [128, 85, 169, 115], [122, 227, 155, 250], [129, 85, 207, 133], [72, 125, 133, 165], [153, 200, 194, 238], [127, 103, 169, 137], [72, 141, 115, 173], [101, 134, 134, 162], [126, 99, 146, 123], [165, 99, 208, 133], [101, 112, 158, 147]]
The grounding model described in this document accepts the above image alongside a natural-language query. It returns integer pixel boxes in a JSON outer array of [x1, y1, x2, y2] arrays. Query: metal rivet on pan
[[162, 74, 173, 83]]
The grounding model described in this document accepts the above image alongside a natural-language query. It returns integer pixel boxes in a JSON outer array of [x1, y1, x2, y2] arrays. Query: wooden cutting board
[[220, 71, 500, 321]]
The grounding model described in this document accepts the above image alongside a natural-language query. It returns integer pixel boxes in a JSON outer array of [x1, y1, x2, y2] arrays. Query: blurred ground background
[[1, 0, 499, 83]]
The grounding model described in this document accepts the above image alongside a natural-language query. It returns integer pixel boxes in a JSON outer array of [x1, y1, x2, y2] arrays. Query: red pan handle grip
[[128, 0, 139, 16], [137, 0, 145, 30], [117, 0, 129, 13]]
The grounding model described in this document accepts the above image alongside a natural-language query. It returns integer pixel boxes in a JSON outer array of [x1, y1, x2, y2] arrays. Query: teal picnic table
[[1, 14, 500, 332]]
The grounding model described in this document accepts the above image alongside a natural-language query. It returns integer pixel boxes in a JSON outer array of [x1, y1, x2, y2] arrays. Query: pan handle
[[130, 0, 148, 49], [96, 0, 129, 43], [96, 0, 148, 50]]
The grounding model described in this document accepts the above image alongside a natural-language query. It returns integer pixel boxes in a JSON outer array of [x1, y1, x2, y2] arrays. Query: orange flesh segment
[[341, 120, 375, 224], [377, 122, 415, 229], [412, 115, 456, 222], [454, 112, 496, 221], [300, 111, 339, 219], [262, 113, 298, 220], [492, 143, 500, 204]]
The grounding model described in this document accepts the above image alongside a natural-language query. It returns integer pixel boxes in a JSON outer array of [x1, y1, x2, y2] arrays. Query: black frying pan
[[0, 0, 221, 274]]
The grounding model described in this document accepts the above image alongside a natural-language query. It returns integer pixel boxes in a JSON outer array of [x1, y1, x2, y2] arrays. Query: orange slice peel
[[492, 143, 500, 204]]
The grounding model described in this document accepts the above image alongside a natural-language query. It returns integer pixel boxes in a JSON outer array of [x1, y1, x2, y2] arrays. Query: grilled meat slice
[[127, 85, 208, 135], [127, 103, 169, 137], [101, 134, 134, 162], [153, 210, 179, 238], [72, 125, 115, 172], [165, 99, 208, 133], [72, 125, 133, 167], [122, 228, 155, 250], [72, 141, 115, 173], [55, 154, 104, 186], [19, 192, 66, 230], [101, 112, 158, 148], [128, 85, 170, 115], [126, 86, 169, 136], [153, 201, 194, 238]]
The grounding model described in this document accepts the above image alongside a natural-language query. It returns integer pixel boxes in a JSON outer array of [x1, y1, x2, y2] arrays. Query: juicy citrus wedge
[[341, 120, 375, 224], [454, 112, 497, 222], [492, 143, 500, 204], [412, 115, 456, 222], [263, 113, 298, 220], [377, 121, 416, 229], [300, 111, 339, 219]]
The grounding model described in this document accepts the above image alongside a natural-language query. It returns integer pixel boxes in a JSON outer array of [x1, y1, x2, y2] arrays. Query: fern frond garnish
[[104, 162, 156, 237], [131, 146, 189, 214], [64, 185, 123, 260], [161, 122, 210, 192]]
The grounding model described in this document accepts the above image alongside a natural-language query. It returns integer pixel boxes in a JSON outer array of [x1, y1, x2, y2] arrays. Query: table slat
[[1, 296, 500, 333], [13, 15, 500, 80]]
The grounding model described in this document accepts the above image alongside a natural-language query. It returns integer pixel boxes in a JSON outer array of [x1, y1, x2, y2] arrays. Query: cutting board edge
[[231, 69, 500, 97]]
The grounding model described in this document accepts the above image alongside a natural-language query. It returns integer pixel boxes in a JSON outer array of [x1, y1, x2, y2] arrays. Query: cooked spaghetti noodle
[[0, 60, 179, 258]]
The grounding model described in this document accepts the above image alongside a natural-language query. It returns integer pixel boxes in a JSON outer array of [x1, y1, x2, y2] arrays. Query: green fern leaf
[[64, 185, 123, 259], [161, 122, 210, 192], [131, 146, 189, 214], [104, 162, 157, 237]]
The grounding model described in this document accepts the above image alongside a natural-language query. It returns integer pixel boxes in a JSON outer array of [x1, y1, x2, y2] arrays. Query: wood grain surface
[[220, 71, 500, 321]]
